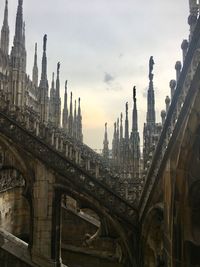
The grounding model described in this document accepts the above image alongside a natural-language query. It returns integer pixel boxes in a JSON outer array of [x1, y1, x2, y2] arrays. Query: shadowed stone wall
[[0, 187, 30, 242]]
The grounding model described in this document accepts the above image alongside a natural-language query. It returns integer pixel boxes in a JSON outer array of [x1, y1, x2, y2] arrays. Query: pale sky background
[[0, 0, 189, 150]]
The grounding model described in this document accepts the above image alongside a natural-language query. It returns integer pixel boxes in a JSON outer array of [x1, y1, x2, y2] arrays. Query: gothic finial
[[43, 34, 47, 52], [51, 72, 55, 91], [4, 0, 8, 24], [71, 92, 72, 100], [35, 42, 37, 54], [65, 80, 68, 89], [1, 0, 9, 55], [57, 62, 60, 75], [133, 86, 136, 102], [126, 102, 128, 117], [149, 56, 154, 81], [105, 122, 107, 131], [117, 118, 119, 132], [14, 0, 23, 46]]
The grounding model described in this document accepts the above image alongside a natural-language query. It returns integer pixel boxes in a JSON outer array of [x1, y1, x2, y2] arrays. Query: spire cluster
[[0, 0, 83, 142]]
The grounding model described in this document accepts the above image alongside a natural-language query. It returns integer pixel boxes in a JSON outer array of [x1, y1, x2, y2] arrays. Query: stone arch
[[141, 203, 164, 267], [0, 134, 34, 245], [55, 183, 137, 267], [171, 99, 200, 266]]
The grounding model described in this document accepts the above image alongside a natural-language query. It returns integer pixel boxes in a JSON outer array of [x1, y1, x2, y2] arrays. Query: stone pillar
[[31, 161, 62, 267], [51, 189, 62, 266]]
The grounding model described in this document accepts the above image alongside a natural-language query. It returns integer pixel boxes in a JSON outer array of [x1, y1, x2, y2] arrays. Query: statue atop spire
[[132, 86, 138, 132], [149, 56, 154, 81], [147, 57, 156, 125]]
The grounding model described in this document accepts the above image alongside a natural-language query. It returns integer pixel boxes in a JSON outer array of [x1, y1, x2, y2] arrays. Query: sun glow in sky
[[0, 0, 189, 149]]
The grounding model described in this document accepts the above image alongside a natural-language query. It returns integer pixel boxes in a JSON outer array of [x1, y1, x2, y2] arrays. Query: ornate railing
[[139, 15, 200, 219], [0, 94, 138, 225]]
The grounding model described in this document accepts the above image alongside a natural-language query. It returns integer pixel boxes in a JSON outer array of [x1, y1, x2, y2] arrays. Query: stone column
[[51, 189, 62, 266], [31, 161, 62, 267]]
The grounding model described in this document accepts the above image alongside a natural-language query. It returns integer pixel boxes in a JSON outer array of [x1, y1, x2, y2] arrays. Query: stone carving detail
[[0, 168, 25, 192], [0, 107, 138, 225], [139, 26, 200, 217]]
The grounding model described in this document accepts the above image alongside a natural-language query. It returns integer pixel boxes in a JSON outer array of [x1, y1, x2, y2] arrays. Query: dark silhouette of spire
[[14, 0, 23, 46], [112, 122, 117, 162], [73, 100, 77, 138], [62, 80, 68, 132], [77, 97, 83, 142], [56, 62, 60, 98], [120, 112, 123, 141], [68, 92, 73, 136], [125, 102, 129, 142], [39, 34, 49, 123], [51, 72, 55, 91], [147, 56, 155, 125], [0, 0, 9, 55], [40, 34, 48, 85], [32, 43, 38, 87], [131, 86, 140, 178], [103, 122, 109, 159], [49, 72, 55, 124], [53, 62, 61, 128], [132, 86, 138, 132]]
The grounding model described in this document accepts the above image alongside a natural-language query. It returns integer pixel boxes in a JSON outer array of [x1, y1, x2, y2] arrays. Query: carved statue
[[149, 56, 154, 81]]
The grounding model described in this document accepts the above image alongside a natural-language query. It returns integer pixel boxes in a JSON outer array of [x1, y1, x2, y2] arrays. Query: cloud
[[104, 72, 115, 84], [106, 83, 122, 92]]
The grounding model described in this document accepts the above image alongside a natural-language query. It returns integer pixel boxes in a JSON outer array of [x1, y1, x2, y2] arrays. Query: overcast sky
[[0, 0, 189, 150]]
